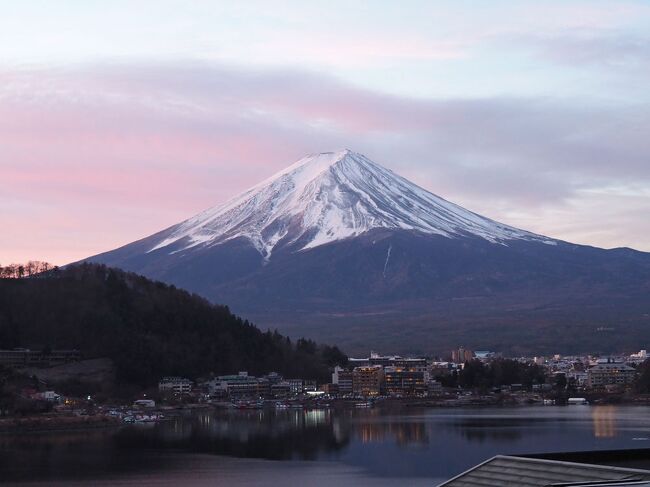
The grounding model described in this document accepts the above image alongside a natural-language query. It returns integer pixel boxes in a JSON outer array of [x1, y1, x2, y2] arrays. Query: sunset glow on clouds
[[1, 1, 650, 264]]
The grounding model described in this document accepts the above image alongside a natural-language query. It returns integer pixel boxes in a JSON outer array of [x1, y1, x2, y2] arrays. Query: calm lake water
[[3, 405, 650, 486]]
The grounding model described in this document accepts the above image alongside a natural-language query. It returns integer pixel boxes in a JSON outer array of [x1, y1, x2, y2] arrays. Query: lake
[[3, 405, 650, 486]]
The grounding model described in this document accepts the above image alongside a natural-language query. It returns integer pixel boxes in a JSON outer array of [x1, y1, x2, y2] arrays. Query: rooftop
[[437, 455, 650, 487]]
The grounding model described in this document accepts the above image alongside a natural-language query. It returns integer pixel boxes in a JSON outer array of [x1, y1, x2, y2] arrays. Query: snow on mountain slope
[[149, 149, 555, 258]]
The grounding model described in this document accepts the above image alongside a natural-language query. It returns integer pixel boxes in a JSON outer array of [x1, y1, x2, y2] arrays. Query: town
[[164, 348, 649, 406], [2, 346, 650, 430]]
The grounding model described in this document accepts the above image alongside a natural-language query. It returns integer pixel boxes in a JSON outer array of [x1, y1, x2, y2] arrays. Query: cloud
[[1, 61, 649, 263], [522, 31, 650, 68]]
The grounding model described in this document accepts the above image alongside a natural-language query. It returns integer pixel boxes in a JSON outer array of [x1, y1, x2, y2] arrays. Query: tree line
[[436, 358, 650, 395], [434, 358, 547, 391], [0, 261, 56, 279], [0, 263, 348, 388]]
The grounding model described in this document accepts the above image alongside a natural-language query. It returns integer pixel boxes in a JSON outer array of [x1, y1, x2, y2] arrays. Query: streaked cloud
[[1, 61, 649, 264], [2, 1, 650, 263]]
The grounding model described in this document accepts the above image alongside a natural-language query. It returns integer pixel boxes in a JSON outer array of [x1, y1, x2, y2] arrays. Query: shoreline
[[0, 415, 122, 435], [2, 394, 646, 434]]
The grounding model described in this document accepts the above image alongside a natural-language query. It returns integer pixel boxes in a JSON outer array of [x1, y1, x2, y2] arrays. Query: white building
[[287, 378, 303, 394], [332, 366, 353, 394], [206, 372, 260, 398], [158, 377, 193, 394]]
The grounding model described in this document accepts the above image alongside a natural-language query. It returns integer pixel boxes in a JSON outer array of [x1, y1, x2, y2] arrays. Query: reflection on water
[[451, 419, 525, 444], [118, 408, 433, 457], [354, 415, 428, 445], [0, 428, 180, 482], [3, 406, 650, 484], [592, 406, 617, 438], [116, 409, 350, 460]]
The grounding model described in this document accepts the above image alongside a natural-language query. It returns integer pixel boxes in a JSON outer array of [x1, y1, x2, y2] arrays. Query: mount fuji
[[86, 150, 650, 354]]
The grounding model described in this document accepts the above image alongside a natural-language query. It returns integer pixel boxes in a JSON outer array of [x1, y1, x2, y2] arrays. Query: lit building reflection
[[592, 405, 617, 438], [124, 408, 350, 460], [355, 418, 428, 445]]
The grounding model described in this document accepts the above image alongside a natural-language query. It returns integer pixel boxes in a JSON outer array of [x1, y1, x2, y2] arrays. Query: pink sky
[[2, 2, 650, 264], [2, 62, 650, 265]]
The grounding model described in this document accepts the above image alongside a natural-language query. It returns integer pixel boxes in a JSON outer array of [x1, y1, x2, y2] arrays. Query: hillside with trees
[[0, 264, 347, 386]]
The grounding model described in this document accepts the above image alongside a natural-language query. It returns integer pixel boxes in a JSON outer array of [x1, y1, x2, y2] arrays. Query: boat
[[567, 397, 588, 405], [234, 400, 264, 409]]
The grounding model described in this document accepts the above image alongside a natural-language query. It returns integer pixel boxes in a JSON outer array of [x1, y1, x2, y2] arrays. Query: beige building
[[451, 347, 475, 364], [353, 365, 384, 396], [587, 362, 636, 389]]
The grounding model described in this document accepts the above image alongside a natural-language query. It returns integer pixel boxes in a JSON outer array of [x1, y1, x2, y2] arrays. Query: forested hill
[[0, 264, 347, 386]]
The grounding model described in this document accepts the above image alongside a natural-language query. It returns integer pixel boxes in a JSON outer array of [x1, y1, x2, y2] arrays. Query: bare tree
[[0, 261, 54, 279]]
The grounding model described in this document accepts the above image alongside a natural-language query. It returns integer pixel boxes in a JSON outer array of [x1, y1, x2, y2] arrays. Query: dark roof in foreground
[[437, 455, 650, 487]]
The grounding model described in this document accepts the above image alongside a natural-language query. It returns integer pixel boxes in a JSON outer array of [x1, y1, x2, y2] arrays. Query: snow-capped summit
[[85, 149, 650, 354], [149, 149, 554, 258]]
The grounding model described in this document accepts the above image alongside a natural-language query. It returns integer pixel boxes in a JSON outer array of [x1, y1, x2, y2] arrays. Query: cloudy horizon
[[2, 1, 650, 264]]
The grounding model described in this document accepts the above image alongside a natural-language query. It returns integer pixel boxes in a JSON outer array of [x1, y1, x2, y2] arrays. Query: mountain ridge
[[85, 150, 650, 354]]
